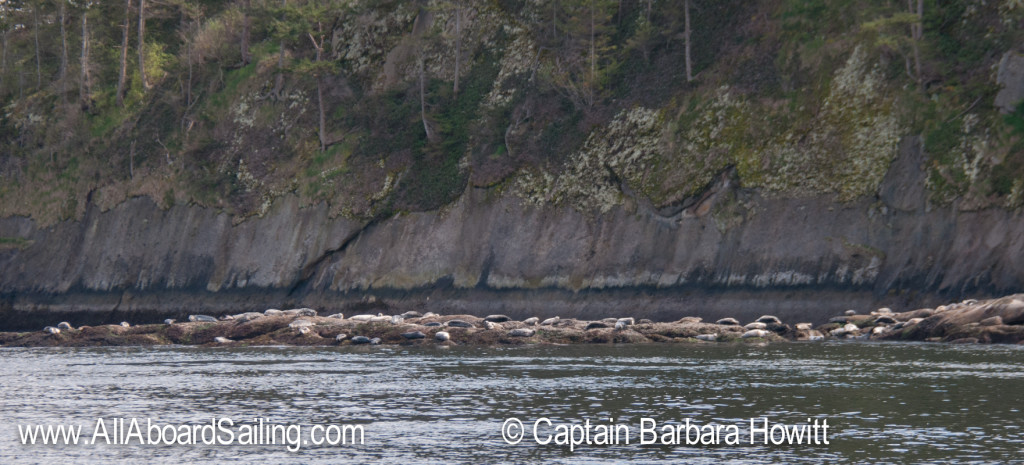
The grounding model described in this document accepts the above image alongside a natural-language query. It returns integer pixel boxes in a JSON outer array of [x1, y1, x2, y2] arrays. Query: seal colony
[[2, 295, 1023, 348]]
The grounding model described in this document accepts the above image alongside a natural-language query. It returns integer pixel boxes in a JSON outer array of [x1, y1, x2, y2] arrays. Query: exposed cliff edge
[[2, 137, 1022, 330]]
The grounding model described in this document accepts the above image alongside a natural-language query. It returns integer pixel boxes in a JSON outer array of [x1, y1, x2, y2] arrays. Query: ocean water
[[2, 342, 1022, 464]]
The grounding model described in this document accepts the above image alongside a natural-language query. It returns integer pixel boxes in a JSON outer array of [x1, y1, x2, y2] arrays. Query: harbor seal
[[540, 317, 560, 326], [696, 334, 717, 342], [508, 328, 535, 337], [435, 331, 451, 342], [523, 317, 539, 326], [402, 331, 426, 340], [716, 318, 740, 326], [744, 322, 767, 330], [446, 319, 473, 328], [351, 336, 371, 344], [756, 315, 782, 325], [873, 316, 897, 325], [741, 329, 770, 339], [43, 326, 61, 335], [189, 315, 217, 323], [585, 322, 609, 330], [57, 322, 73, 330], [213, 337, 233, 344], [286, 308, 317, 317], [484, 315, 511, 323]]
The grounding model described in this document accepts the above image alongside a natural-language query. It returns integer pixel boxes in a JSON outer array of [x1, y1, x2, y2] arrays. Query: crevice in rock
[[286, 219, 378, 297]]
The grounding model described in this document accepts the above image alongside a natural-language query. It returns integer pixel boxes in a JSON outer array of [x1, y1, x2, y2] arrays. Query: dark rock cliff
[[2, 137, 1022, 330]]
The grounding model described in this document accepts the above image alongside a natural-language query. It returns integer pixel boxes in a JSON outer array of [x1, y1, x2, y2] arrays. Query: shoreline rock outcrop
[[5, 294, 1023, 348]]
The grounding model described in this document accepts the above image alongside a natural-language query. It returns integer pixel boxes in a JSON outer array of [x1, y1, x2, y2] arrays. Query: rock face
[[0, 141, 1023, 330], [996, 52, 1024, 113]]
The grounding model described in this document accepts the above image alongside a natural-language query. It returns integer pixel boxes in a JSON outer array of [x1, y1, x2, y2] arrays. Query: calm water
[[1, 342, 1023, 464]]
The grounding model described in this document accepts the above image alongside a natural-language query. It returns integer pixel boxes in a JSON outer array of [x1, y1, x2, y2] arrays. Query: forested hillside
[[1, 0, 1022, 227]]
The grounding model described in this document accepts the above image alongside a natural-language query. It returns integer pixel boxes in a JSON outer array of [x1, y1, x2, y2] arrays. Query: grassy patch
[[0, 237, 33, 250]]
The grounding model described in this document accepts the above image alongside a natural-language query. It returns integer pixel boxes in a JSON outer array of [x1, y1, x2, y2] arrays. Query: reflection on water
[[2, 342, 1023, 464]]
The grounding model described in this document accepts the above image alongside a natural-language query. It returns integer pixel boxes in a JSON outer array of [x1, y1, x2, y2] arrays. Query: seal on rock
[[540, 317, 560, 326], [741, 329, 770, 339], [696, 334, 717, 342], [326, 313, 345, 319], [756, 315, 782, 325], [484, 315, 511, 323], [585, 322, 609, 330], [214, 337, 233, 344], [424, 322, 443, 327], [523, 317, 539, 326], [164, 319, 176, 325], [335, 334, 347, 341], [401, 311, 423, 319], [744, 322, 767, 330], [435, 331, 451, 342], [873, 316, 897, 325], [402, 331, 426, 340], [120, 322, 131, 327], [446, 319, 473, 328], [716, 318, 740, 326], [351, 336, 371, 344], [264, 309, 283, 316], [508, 328, 535, 337], [43, 326, 61, 335], [283, 308, 317, 317], [617, 317, 635, 326], [189, 315, 217, 323]]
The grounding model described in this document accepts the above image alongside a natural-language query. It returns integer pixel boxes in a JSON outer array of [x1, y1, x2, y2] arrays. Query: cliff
[[3, 135, 1023, 330]]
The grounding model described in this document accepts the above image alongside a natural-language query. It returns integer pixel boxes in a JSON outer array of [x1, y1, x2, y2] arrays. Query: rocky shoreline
[[2, 295, 1023, 348]]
